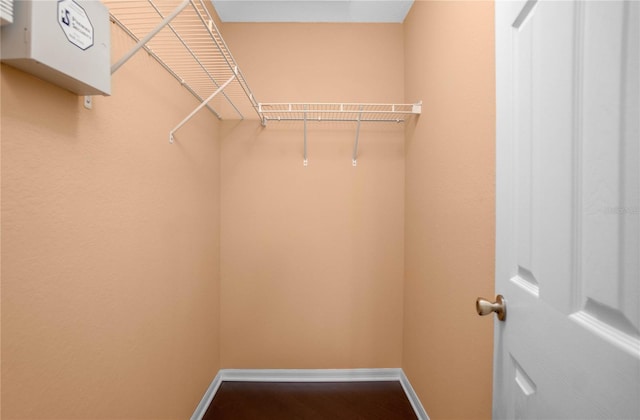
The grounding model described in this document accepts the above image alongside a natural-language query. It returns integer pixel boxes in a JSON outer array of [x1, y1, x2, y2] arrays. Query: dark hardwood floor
[[203, 381, 417, 419]]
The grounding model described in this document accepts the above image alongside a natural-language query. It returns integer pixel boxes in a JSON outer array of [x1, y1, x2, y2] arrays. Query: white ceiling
[[210, 0, 415, 23]]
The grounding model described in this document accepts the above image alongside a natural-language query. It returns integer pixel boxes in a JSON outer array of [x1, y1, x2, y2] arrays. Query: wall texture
[[402, 2, 496, 419], [1, 25, 221, 419], [218, 23, 406, 368], [1, 5, 497, 418]]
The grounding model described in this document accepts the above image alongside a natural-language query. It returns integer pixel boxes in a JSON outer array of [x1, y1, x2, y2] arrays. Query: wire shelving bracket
[[104, 0, 261, 142], [258, 102, 422, 166], [103, 1, 422, 164]]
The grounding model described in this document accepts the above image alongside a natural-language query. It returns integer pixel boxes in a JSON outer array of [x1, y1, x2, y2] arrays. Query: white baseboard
[[399, 370, 429, 420], [191, 368, 429, 420], [190, 371, 223, 420], [220, 367, 403, 382]]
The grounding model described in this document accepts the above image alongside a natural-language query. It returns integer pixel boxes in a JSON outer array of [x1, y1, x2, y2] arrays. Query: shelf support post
[[111, 0, 191, 75], [352, 106, 363, 166], [170, 72, 236, 143], [303, 104, 308, 166], [258, 104, 267, 127]]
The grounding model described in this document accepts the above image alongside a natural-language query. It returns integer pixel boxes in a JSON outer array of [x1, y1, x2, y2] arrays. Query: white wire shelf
[[258, 102, 422, 124], [259, 102, 421, 166], [257, 102, 421, 167], [102, 0, 422, 164], [104, 0, 261, 129]]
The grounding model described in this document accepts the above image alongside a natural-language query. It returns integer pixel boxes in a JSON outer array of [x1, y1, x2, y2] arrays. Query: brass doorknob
[[476, 295, 506, 321]]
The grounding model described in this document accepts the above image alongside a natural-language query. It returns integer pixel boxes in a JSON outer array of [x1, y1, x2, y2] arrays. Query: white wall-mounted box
[[0, 0, 13, 26], [1, 0, 110, 95]]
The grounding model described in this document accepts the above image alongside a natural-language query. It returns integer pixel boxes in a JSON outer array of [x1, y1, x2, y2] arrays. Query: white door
[[493, 0, 639, 418]]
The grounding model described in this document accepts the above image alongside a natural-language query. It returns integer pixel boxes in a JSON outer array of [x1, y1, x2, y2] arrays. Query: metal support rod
[[111, 0, 190, 74], [109, 15, 221, 120], [146, 0, 243, 119], [170, 73, 236, 143], [264, 117, 404, 123], [303, 105, 308, 166], [259, 109, 414, 115], [352, 107, 363, 166]]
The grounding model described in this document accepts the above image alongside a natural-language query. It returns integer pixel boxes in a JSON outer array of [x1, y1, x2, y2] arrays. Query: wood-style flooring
[[203, 381, 417, 419]]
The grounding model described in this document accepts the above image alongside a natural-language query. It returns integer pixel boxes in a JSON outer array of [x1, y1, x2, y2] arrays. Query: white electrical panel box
[[1, 0, 110, 95], [0, 0, 13, 26]]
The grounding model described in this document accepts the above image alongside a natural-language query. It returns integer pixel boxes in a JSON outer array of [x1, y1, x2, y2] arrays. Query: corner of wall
[[1, 25, 223, 419], [401, 1, 496, 418]]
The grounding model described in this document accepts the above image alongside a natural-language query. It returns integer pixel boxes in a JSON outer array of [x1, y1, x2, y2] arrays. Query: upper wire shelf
[[102, 0, 421, 163], [259, 102, 422, 124], [104, 0, 261, 123]]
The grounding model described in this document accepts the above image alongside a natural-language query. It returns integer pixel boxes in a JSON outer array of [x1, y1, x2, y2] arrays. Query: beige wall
[[403, 2, 496, 419], [221, 23, 405, 103], [218, 23, 406, 368], [1, 26, 221, 419], [1, 4, 497, 418]]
